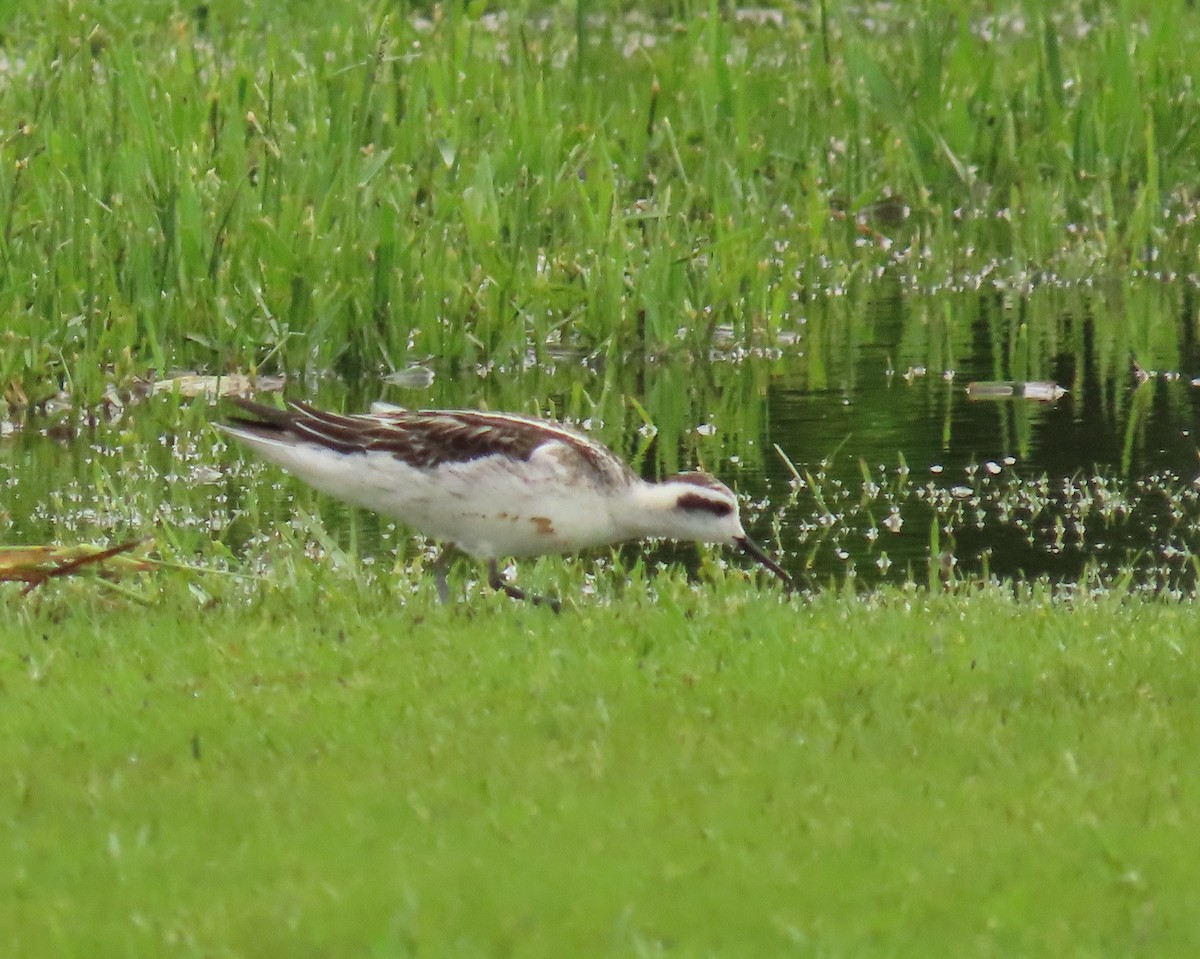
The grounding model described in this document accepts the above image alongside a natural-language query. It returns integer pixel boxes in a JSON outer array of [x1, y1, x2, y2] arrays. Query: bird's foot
[[432, 549, 452, 605], [487, 560, 562, 613]]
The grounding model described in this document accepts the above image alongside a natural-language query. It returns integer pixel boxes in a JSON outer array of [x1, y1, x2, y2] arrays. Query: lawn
[[5, 580, 1198, 956]]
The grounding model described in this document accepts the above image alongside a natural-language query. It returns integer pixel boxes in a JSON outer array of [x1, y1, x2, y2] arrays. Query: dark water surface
[[752, 282, 1200, 591], [4, 281, 1200, 593]]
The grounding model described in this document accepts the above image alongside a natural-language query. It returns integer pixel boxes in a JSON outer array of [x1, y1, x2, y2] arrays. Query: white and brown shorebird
[[219, 398, 794, 610]]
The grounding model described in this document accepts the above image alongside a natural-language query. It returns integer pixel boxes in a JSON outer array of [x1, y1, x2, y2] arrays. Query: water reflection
[[3, 280, 1198, 594], [758, 280, 1200, 590]]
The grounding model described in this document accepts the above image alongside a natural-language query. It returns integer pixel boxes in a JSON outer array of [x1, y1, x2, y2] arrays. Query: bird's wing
[[224, 398, 633, 483]]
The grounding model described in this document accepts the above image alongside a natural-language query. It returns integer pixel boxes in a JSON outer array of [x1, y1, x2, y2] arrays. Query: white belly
[[243, 439, 628, 559]]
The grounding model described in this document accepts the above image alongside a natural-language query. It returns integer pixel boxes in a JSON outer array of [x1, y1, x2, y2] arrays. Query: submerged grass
[[4, 581, 1199, 956]]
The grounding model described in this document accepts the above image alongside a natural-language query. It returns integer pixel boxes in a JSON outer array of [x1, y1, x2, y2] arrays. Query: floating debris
[[144, 373, 287, 399], [383, 366, 436, 389], [1021, 382, 1067, 402], [0, 539, 151, 595], [966, 381, 1067, 402], [4, 379, 29, 410]]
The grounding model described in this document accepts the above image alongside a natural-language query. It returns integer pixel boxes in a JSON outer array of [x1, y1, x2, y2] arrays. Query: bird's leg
[[487, 560, 562, 613], [431, 548, 452, 605]]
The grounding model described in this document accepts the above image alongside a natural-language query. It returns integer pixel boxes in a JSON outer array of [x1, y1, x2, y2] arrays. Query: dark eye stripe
[[676, 492, 734, 517]]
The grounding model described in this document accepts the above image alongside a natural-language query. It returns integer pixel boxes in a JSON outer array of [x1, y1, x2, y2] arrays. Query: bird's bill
[[736, 536, 795, 592]]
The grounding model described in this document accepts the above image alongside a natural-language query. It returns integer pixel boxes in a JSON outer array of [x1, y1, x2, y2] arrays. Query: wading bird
[[219, 398, 794, 610]]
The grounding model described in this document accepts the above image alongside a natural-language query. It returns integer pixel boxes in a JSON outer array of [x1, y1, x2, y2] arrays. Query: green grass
[[3, 0, 1200, 404], [4, 580, 1198, 956]]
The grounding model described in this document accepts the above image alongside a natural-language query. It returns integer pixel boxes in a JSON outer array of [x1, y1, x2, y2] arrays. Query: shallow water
[[750, 281, 1200, 591], [4, 280, 1199, 593]]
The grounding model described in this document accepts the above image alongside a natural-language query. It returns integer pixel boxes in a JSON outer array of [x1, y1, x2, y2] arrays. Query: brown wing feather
[[225, 397, 633, 481]]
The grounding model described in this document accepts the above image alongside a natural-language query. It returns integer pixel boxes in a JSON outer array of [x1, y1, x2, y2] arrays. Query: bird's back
[[219, 399, 638, 558]]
